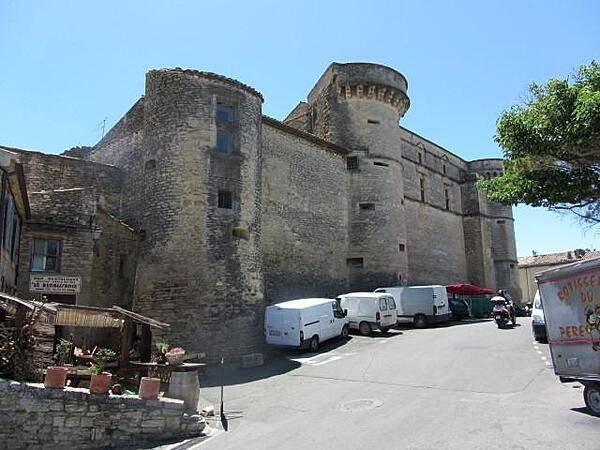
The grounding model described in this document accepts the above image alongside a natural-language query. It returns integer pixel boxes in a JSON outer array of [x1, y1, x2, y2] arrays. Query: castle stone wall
[[130, 69, 265, 362], [261, 120, 349, 302]]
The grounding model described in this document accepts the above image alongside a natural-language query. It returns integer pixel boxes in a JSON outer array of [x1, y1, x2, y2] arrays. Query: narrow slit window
[[419, 177, 426, 202], [359, 203, 375, 210], [444, 188, 450, 210], [399, 243, 406, 252], [496, 220, 505, 224], [347, 156, 359, 170], [443, 164, 447, 175], [367, 119, 380, 124], [418, 152, 423, 164], [218, 191, 233, 209], [373, 161, 389, 167], [346, 257, 364, 268]]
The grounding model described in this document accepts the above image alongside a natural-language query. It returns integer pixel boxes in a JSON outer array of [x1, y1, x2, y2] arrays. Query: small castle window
[[359, 203, 375, 211], [367, 119, 380, 124], [444, 188, 450, 210], [347, 156, 359, 170], [346, 257, 364, 268], [443, 164, 447, 175], [218, 191, 233, 209], [418, 153, 423, 164], [216, 103, 235, 154], [373, 161, 389, 167], [217, 130, 234, 154], [399, 243, 406, 252], [145, 159, 156, 171], [496, 220, 505, 224], [217, 104, 234, 123], [419, 177, 426, 202]]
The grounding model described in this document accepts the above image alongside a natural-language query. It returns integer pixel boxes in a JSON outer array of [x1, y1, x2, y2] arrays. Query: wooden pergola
[[0, 292, 169, 363]]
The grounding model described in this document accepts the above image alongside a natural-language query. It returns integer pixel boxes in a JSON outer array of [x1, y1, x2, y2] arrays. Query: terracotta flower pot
[[139, 377, 161, 400], [44, 366, 68, 389], [89, 372, 112, 394]]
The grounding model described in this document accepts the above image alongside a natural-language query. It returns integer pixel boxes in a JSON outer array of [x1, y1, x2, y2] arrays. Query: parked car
[[375, 285, 452, 328], [337, 292, 397, 335], [448, 297, 470, 320], [531, 290, 547, 342], [265, 298, 349, 352]]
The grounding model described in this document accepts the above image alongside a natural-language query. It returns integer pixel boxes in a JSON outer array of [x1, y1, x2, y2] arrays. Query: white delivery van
[[337, 292, 398, 335], [375, 285, 451, 328], [265, 298, 349, 352]]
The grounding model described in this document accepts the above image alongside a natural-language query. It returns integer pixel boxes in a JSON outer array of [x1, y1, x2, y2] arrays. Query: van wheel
[[341, 325, 349, 339], [583, 384, 600, 417], [308, 336, 319, 352], [414, 314, 428, 329], [359, 322, 372, 336]]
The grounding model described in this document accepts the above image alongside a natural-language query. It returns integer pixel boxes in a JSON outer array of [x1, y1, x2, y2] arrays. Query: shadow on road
[[395, 318, 492, 330], [570, 407, 599, 418], [200, 355, 301, 388]]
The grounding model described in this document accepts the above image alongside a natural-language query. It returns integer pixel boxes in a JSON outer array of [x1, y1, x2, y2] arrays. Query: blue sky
[[1, 0, 598, 256]]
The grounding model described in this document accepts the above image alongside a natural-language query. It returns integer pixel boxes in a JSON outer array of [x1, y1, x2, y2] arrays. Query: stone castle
[[2, 62, 520, 361]]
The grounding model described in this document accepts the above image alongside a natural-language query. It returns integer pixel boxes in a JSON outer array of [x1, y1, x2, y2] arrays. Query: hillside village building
[[2, 62, 520, 361]]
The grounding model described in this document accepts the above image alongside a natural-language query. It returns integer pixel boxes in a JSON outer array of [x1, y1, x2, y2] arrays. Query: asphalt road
[[179, 318, 599, 449]]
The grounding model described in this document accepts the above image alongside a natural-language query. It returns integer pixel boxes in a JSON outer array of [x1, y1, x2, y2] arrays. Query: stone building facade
[[3, 62, 521, 361]]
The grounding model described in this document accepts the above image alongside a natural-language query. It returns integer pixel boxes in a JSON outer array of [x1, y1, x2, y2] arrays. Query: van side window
[[387, 297, 396, 310], [379, 298, 387, 311]]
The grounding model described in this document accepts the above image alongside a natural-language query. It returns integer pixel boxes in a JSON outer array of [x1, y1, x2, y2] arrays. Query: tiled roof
[[518, 249, 600, 268]]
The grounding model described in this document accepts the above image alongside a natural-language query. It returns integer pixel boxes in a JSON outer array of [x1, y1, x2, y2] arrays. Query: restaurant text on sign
[[29, 275, 81, 294]]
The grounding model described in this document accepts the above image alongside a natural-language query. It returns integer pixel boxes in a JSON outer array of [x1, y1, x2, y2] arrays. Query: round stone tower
[[134, 68, 265, 361], [306, 63, 411, 289], [468, 159, 521, 301]]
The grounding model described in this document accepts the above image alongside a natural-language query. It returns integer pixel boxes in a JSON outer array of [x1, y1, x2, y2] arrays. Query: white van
[[337, 292, 398, 335], [531, 290, 547, 342], [375, 285, 451, 328], [265, 298, 349, 352]]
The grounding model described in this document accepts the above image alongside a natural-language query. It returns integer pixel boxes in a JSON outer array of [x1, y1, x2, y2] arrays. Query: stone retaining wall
[[0, 379, 206, 449]]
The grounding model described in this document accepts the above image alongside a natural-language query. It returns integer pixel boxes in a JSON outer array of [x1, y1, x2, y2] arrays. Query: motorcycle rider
[[491, 289, 516, 325]]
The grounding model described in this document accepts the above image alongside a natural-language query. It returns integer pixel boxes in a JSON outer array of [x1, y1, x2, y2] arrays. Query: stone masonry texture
[[0, 378, 205, 449], [5, 61, 521, 362]]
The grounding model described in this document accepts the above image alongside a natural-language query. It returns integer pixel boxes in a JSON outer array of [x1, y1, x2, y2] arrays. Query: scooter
[[492, 300, 516, 328]]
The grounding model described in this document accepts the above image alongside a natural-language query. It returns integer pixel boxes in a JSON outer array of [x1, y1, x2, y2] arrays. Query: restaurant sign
[[30, 275, 81, 294]]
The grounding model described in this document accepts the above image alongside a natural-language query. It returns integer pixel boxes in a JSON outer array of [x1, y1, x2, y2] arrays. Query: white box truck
[[337, 292, 398, 335], [265, 298, 349, 352], [375, 285, 451, 328], [536, 256, 600, 416]]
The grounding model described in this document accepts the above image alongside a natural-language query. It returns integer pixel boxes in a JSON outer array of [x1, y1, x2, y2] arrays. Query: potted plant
[[152, 340, 169, 364], [44, 338, 72, 389], [165, 346, 185, 365], [89, 348, 117, 394]]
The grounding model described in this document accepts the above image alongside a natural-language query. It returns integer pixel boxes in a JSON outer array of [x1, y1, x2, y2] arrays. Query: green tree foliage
[[478, 61, 600, 223]]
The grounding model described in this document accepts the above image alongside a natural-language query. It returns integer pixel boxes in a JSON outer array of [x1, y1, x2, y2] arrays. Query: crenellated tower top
[[308, 62, 410, 119]]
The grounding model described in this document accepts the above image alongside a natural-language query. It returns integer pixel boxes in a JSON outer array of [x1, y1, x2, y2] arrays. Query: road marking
[[312, 356, 342, 366], [287, 351, 355, 366], [541, 356, 547, 361], [536, 350, 543, 355], [534, 345, 539, 350]]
